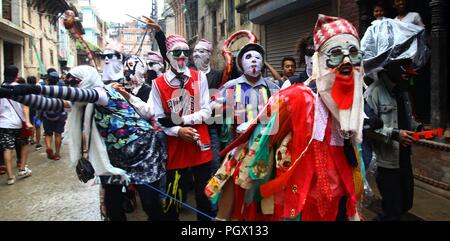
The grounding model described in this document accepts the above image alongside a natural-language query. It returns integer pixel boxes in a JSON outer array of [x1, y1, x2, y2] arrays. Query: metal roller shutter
[[266, 3, 331, 76]]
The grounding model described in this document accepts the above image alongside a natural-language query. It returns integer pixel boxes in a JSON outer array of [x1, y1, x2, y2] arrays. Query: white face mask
[[305, 55, 313, 78], [242, 50, 263, 78], [313, 34, 364, 143], [102, 49, 124, 81], [193, 47, 211, 72], [167, 42, 189, 74], [124, 56, 147, 91]]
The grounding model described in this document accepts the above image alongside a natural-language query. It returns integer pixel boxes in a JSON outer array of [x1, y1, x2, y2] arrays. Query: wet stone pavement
[[0, 143, 101, 221], [0, 142, 197, 221], [1, 142, 449, 221]]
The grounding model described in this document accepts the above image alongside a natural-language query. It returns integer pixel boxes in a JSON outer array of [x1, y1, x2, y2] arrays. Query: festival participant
[[206, 15, 367, 221], [1, 65, 167, 221], [362, 18, 429, 221], [192, 39, 224, 175], [101, 42, 125, 85], [123, 55, 152, 102], [145, 51, 165, 86], [149, 35, 215, 221], [215, 43, 280, 146]]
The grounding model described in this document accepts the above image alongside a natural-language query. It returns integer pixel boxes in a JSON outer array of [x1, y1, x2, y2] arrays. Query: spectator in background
[[281, 35, 315, 90], [394, 0, 424, 27], [365, 60, 423, 221], [373, 2, 387, 21], [0, 65, 33, 185], [267, 57, 297, 87], [27, 76, 43, 150], [41, 71, 67, 161], [13, 77, 27, 166]]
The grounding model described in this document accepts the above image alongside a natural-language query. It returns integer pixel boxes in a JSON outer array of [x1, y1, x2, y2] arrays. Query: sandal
[[53, 155, 61, 161], [46, 148, 55, 160]]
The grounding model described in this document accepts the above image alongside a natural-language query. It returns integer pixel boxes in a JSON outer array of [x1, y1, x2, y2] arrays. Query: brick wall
[[338, 0, 360, 34]]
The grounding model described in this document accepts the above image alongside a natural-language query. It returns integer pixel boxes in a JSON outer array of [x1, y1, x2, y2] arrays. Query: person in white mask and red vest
[[150, 34, 215, 221]]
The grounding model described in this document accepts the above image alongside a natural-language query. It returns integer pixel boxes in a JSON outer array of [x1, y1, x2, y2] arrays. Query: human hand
[[142, 16, 161, 32], [24, 121, 33, 130], [3, 84, 41, 96], [399, 130, 415, 147], [178, 127, 199, 143], [111, 83, 130, 100]]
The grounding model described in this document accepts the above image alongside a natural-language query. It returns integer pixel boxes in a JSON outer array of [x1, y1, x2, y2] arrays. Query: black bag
[[76, 157, 95, 183], [75, 107, 95, 183]]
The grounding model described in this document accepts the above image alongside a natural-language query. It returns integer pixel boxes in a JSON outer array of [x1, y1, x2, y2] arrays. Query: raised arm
[[5, 84, 100, 103], [12, 94, 65, 112], [265, 61, 283, 82]]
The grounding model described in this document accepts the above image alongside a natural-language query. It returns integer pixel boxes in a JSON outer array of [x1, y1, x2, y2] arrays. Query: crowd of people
[[0, 0, 430, 221]]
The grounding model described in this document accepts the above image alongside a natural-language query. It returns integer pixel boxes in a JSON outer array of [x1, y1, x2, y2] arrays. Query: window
[[212, 11, 217, 45], [29, 37, 34, 65], [27, 1, 32, 24], [2, 0, 12, 21], [227, 0, 235, 32], [39, 13, 43, 29], [240, 12, 249, 25], [40, 38, 44, 64], [50, 49, 54, 66]]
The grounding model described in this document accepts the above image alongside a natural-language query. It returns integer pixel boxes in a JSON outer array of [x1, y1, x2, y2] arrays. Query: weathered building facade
[[1, 0, 80, 79]]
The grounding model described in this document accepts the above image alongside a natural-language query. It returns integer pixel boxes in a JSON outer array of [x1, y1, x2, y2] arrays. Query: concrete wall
[[21, 1, 59, 77], [337, 0, 360, 32]]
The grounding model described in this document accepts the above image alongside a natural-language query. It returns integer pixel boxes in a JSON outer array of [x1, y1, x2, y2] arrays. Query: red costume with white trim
[[154, 69, 212, 170], [205, 15, 366, 221]]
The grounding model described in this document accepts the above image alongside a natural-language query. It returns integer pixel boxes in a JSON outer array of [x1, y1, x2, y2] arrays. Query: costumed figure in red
[[205, 15, 368, 221]]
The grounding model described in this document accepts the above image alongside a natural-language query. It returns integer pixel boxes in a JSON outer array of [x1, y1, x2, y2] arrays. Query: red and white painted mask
[[313, 34, 365, 143]]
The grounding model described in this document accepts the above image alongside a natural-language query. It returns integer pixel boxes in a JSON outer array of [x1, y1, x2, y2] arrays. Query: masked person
[[123, 55, 152, 102], [192, 39, 224, 175], [206, 15, 366, 221], [1, 65, 167, 221], [101, 42, 125, 85], [145, 51, 164, 86], [146, 34, 215, 221], [362, 18, 429, 221]]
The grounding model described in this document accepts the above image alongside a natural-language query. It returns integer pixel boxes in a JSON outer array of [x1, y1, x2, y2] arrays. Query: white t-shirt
[[0, 83, 24, 129], [395, 12, 425, 27]]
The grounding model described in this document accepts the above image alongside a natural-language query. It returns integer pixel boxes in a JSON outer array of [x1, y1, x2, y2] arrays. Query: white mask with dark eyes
[[102, 49, 124, 81], [193, 47, 211, 72], [242, 50, 263, 78]]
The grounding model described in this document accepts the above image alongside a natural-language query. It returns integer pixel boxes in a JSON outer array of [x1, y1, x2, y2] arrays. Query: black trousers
[[165, 162, 215, 221], [376, 150, 414, 221], [103, 180, 164, 221]]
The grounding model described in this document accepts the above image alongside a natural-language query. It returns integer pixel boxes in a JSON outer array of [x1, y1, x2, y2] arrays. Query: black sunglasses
[[170, 50, 190, 57], [101, 53, 121, 60], [64, 74, 82, 87], [147, 62, 158, 67]]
